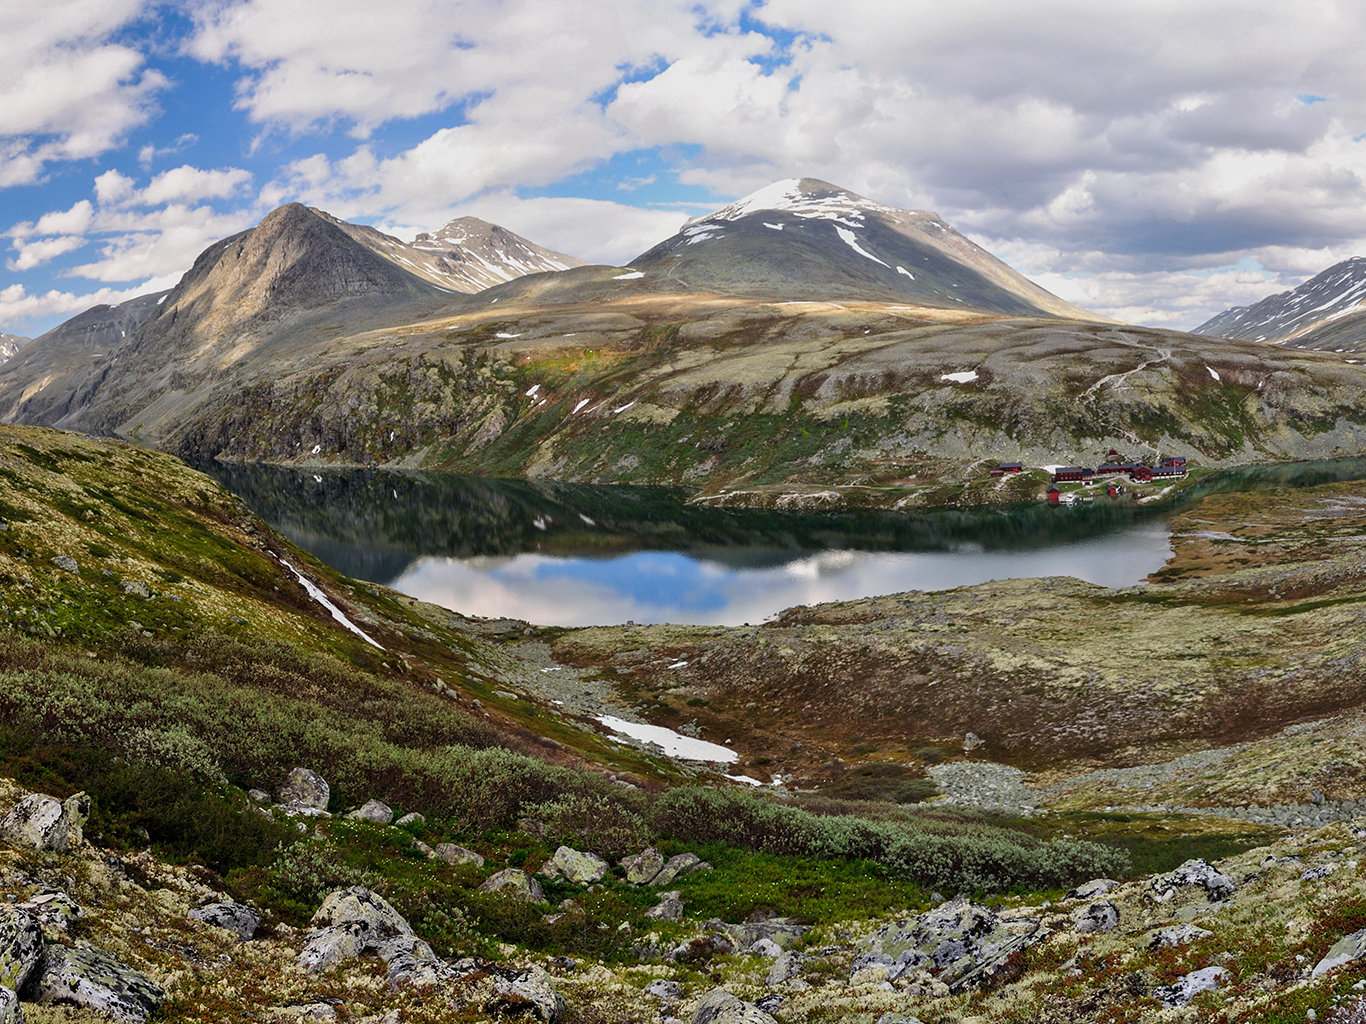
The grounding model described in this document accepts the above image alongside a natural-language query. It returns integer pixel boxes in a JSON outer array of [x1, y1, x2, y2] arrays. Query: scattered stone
[[381, 934, 454, 989], [645, 890, 684, 921], [654, 852, 706, 887], [1303, 864, 1337, 881], [395, 812, 425, 827], [644, 979, 683, 1000], [1154, 965, 1226, 1005], [50, 555, 79, 574], [0, 988, 21, 1024], [711, 916, 809, 951], [1151, 859, 1236, 902], [1147, 924, 1214, 949], [247, 789, 272, 804], [413, 840, 434, 856], [346, 799, 394, 824], [477, 869, 545, 903], [278, 768, 329, 812], [19, 892, 83, 935], [433, 842, 484, 868], [121, 580, 151, 599], [963, 731, 984, 751], [486, 964, 565, 1024], [1314, 927, 1366, 978], [29, 944, 165, 1023], [621, 846, 666, 885], [298, 887, 413, 973], [749, 938, 782, 958], [0, 907, 43, 991], [1071, 901, 1119, 934], [189, 901, 260, 941], [0, 792, 88, 853], [264, 1004, 338, 1022], [754, 995, 783, 1013], [766, 950, 805, 986], [692, 986, 778, 1024], [545, 846, 609, 885], [1066, 878, 1121, 900]]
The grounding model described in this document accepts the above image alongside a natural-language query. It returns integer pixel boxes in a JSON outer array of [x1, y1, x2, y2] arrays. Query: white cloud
[[8, 235, 88, 272], [0, 0, 166, 185], [0, 278, 175, 333]]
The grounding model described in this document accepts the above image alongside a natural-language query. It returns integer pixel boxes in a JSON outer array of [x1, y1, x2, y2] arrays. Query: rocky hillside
[[1196, 256, 1366, 351], [0, 334, 26, 365]]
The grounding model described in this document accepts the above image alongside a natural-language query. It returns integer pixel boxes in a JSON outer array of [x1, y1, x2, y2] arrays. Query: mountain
[[1195, 256, 1366, 350], [629, 178, 1102, 317], [0, 332, 27, 364]]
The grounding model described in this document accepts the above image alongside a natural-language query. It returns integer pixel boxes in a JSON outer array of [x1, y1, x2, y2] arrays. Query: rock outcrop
[[539, 846, 608, 885], [189, 901, 261, 942], [28, 944, 165, 1023], [692, 986, 778, 1024], [477, 869, 544, 903], [277, 768, 330, 814], [0, 909, 43, 990], [0, 793, 88, 853]]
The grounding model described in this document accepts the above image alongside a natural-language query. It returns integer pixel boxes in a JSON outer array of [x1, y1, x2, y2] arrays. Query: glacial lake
[[202, 459, 1366, 628]]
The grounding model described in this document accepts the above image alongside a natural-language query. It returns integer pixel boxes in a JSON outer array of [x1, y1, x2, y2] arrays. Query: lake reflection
[[390, 521, 1173, 626]]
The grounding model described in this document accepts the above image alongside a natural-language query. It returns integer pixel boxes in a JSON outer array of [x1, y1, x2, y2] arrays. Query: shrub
[[525, 791, 649, 859]]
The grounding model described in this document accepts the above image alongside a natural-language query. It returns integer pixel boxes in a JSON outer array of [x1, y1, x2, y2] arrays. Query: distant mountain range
[[1195, 257, 1366, 350], [0, 333, 26, 364], [5, 180, 1366, 505]]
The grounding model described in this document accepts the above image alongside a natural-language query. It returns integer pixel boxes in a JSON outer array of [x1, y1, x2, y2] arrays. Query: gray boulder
[[1071, 901, 1119, 934], [379, 934, 454, 990], [1066, 878, 1120, 900], [645, 979, 683, 1000], [433, 842, 484, 868], [1314, 927, 1366, 978], [247, 789, 272, 804], [654, 852, 707, 887], [50, 555, 79, 574], [712, 917, 809, 951], [1151, 859, 1235, 902], [692, 987, 778, 1024], [121, 580, 151, 599], [0, 988, 21, 1024], [278, 768, 329, 812], [749, 938, 782, 959], [0, 908, 43, 990], [477, 869, 545, 903], [875, 1016, 926, 1024], [766, 950, 805, 986], [18, 892, 82, 936], [0, 792, 89, 853], [189, 901, 261, 942], [29, 944, 165, 1023], [487, 964, 565, 1023], [1154, 965, 1226, 1005], [347, 799, 393, 825], [544, 846, 608, 885], [1147, 924, 1213, 950], [645, 891, 684, 922], [298, 887, 412, 974], [395, 812, 425, 827], [621, 847, 666, 885]]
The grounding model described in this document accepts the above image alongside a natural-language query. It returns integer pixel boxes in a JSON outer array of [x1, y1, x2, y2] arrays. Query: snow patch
[[495, 332, 521, 339], [762, 222, 784, 231], [897, 266, 914, 279], [277, 557, 383, 649], [614, 270, 645, 279], [525, 384, 540, 397], [834, 226, 889, 267], [157, 294, 168, 305], [572, 398, 591, 413], [1207, 366, 1221, 381], [613, 401, 635, 414], [726, 774, 765, 787], [596, 715, 737, 762], [941, 370, 979, 384]]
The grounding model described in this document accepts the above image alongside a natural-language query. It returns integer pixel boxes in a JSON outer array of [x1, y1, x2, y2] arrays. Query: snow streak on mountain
[[1196, 257, 1366, 344]]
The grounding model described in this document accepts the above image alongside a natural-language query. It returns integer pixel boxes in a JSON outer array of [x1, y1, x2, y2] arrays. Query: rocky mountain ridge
[[1196, 256, 1366, 351], [0, 333, 26, 365]]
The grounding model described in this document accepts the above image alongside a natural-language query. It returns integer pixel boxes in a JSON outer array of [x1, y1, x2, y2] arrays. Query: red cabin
[[1161, 455, 1187, 467], [1052, 466, 1093, 483], [1131, 465, 1153, 482], [1047, 485, 1061, 505], [1000, 462, 1023, 473]]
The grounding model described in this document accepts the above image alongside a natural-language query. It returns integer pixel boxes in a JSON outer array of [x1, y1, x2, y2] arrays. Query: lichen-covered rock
[[247, 789, 272, 804], [0, 792, 88, 853], [29, 944, 165, 1023], [547, 846, 608, 885], [487, 964, 565, 1024], [692, 987, 778, 1024], [478, 869, 545, 903], [18, 892, 83, 937], [298, 887, 413, 973], [644, 979, 683, 1000], [433, 842, 484, 867], [1066, 878, 1120, 900], [395, 812, 425, 827], [1147, 924, 1213, 949], [50, 555, 79, 574], [1154, 965, 1226, 1005], [654, 852, 704, 887], [645, 891, 684, 922], [278, 768, 329, 811], [765, 950, 805, 987], [1314, 926, 1366, 977], [347, 799, 393, 824], [1151, 859, 1236, 902], [189, 901, 261, 941], [378, 934, 454, 990], [621, 847, 665, 885], [712, 917, 809, 952], [0, 987, 22, 1024], [0, 907, 43, 991], [1071, 900, 1119, 934]]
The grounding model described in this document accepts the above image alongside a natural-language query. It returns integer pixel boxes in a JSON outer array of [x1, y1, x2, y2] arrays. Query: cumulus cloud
[[0, 278, 176, 334], [0, 0, 166, 185]]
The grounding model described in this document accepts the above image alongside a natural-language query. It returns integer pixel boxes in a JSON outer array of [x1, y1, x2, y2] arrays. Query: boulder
[[477, 869, 545, 903], [247, 789, 272, 804], [749, 938, 782, 959], [0, 988, 21, 1024], [298, 887, 413, 974], [487, 964, 565, 1023], [1151, 859, 1235, 902], [0, 792, 88, 853], [692, 987, 778, 1024], [1314, 926, 1366, 978], [29, 944, 165, 1023], [18, 892, 83, 936], [395, 812, 425, 827], [1071, 901, 1119, 934], [645, 891, 684, 922], [654, 852, 706, 887], [121, 580, 151, 599], [1147, 924, 1213, 950], [621, 847, 666, 885], [379, 934, 454, 990], [1066, 878, 1120, 900], [263, 1004, 337, 1021], [546, 846, 608, 885], [278, 768, 329, 811], [347, 799, 393, 825], [189, 901, 261, 942], [711, 917, 809, 951], [433, 842, 484, 868], [0, 907, 43, 991], [645, 979, 683, 1000], [50, 555, 79, 574], [1154, 965, 1226, 1005], [766, 950, 805, 986]]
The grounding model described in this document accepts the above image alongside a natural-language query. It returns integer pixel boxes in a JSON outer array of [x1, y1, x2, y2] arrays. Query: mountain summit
[[632, 178, 1101, 318], [1196, 257, 1366, 349]]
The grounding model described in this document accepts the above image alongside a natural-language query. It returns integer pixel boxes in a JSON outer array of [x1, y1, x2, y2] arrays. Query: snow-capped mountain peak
[[1196, 256, 1366, 344], [685, 177, 901, 229]]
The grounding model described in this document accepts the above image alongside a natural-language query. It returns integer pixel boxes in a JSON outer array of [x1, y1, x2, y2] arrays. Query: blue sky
[[7, 1, 1366, 337]]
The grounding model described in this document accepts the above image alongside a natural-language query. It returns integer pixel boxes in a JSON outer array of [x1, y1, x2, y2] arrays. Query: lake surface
[[201, 458, 1366, 627]]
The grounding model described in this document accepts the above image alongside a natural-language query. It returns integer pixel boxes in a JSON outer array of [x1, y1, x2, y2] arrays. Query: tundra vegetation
[[2, 424, 1366, 1021]]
